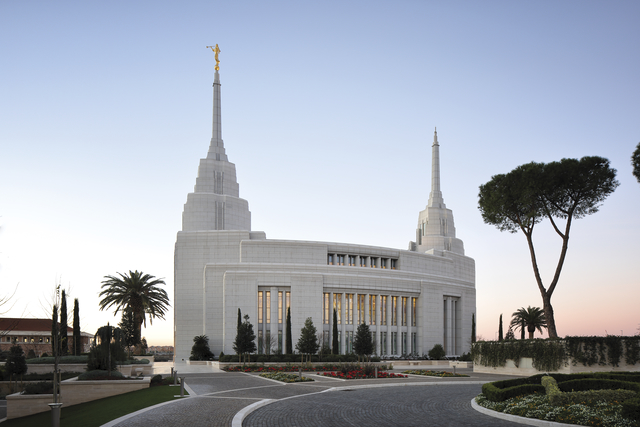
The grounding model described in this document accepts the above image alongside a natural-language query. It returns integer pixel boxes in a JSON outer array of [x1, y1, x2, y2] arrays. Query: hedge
[[557, 378, 640, 394], [550, 389, 636, 406], [481, 382, 545, 402], [622, 397, 640, 421]]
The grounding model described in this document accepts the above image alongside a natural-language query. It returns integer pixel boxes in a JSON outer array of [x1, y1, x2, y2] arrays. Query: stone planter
[[473, 357, 640, 376], [6, 377, 151, 419], [25, 363, 87, 374]]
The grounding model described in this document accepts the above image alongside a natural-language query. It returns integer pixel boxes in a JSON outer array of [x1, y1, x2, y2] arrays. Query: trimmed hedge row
[[622, 397, 640, 421], [558, 378, 640, 394], [550, 389, 636, 406], [219, 354, 379, 363], [481, 382, 544, 402]]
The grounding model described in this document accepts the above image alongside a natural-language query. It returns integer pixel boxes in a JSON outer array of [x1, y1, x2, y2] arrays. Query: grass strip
[[1, 384, 186, 427]]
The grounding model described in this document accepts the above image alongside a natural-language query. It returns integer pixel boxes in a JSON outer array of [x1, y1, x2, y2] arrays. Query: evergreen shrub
[[557, 378, 640, 393], [550, 389, 636, 406], [621, 396, 640, 421]]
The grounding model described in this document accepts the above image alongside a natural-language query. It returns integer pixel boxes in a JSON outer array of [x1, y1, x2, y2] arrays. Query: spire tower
[[428, 128, 445, 208], [207, 45, 227, 162]]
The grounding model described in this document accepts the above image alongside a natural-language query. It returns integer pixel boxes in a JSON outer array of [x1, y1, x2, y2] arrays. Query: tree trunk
[[542, 294, 557, 338]]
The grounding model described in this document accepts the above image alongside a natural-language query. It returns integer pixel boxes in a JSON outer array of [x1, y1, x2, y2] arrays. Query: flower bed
[[475, 393, 638, 427], [402, 369, 469, 377], [259, 372, 314, 383], [322, 369, 407, 380]]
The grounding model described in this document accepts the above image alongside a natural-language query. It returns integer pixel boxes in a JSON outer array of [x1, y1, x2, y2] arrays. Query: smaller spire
[[433, 127, 438, 146]]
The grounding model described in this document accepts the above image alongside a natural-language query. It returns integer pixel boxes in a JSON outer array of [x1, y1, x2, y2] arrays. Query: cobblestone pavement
[[243, 383, 523, 427], [105, 368, 525, 427]]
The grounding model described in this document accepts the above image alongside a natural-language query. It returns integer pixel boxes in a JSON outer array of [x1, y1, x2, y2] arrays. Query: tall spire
[[427, 127, 445, 208], [207, 45, 227, 162]]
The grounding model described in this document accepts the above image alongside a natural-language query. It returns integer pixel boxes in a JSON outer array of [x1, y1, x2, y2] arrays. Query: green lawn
[[2, 385, 187, 427]]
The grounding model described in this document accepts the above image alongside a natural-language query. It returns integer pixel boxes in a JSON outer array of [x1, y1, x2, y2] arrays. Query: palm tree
[[510, 306, 547, 339], [99, 270, 170, 345]]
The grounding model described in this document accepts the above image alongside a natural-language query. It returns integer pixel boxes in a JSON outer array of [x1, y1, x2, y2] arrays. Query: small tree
[[60, 290, 69, 355], [51, 303, 59, 356], [428, 344, 446, 360], [353, 323, 374, 362], [332, 308, 339, 354], [498, 314, 503, 341], [119, 308, 138, 358], [6, 344, 27, 390], [190, 335, 214, 361], [233, 314, 256, 364], [505, 326, 515, 340], [73, 298, 81, 355], [296, 317, 319, 363], [285, 307, 292, 354]]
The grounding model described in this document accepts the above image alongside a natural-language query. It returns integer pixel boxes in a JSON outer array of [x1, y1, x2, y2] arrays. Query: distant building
[[0, 318, 93, 357], [174, 65, 476, 362], [148, 345, 174, 354]]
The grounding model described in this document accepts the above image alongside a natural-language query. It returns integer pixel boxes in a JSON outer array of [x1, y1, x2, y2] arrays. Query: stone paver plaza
[[104, 364, 524, 427]]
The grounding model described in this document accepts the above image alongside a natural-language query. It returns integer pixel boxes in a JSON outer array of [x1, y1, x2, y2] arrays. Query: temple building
[[173, 55, 475, 362]]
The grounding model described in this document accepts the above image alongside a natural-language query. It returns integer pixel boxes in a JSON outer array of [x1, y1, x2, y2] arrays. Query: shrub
[[23, 381, 58, 395], [428, 344, 446, 360], [541, 376, 561, 402], [150, 374, 163, 386], [128, 358, 150, 365], [26, 355, 88, 364], [78, 370, 125, 380], [558, 378, 640, 394], [550, 388, 636, 406], [459, 352, 473, 362], [482, 381, 545, 402], [190, 335, 214, 361], [621, 396, 640, 421]]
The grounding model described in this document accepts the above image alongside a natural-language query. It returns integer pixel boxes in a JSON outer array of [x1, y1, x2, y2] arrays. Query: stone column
[[341, 293, 346, 354], [407, 297, 412, 355]]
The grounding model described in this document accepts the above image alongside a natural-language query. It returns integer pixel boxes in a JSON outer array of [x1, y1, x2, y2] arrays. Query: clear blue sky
[[1, 1, 639, 346]]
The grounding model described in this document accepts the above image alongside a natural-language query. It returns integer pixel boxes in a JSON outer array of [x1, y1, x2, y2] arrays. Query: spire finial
[[206, 44, 221, 71]]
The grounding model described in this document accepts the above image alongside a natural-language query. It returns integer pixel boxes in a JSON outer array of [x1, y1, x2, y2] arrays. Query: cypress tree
[[285, 307, 292, 354], [498, 314, 504, 341], [60, 290, 68, 355], [237, 308, 241, 332], [471, 313, 476, 343], [73, 298, 81, 355], [295, 317, 319, 363], [332, 308, 339, 354], [353, 322, 373, 362]]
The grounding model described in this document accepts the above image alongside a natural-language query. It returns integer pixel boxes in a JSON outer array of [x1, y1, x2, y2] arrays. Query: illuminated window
[[412, 297, 417, 326], [323, 293, 330, 324], [392, 296, 398, 326], [278, 291, 283, 324], [258, 291, 263, 324], [265, 291, 271, 324], [402, 297, 408, 326], [333, 293, 342, 324], [380, 296, 387, 325], [346, 294, 353, 324], [369, 295, 376, 325], [358, 295, 365, 323]]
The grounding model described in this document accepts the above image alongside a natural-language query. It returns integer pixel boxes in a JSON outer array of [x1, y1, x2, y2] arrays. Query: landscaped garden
[[259, 372, 314, 382], [475, 372, 640, 426]]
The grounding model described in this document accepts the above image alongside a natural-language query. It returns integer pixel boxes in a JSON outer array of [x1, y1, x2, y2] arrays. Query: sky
[[1, 1, 639, 347]]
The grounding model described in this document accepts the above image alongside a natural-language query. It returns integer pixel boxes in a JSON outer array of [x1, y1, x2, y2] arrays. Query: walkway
[[103, 363, 525, 427]]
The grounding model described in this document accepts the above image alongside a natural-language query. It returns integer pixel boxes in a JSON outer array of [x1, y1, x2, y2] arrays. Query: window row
[[328, 330, 417, 355], [323, 293, 417, 327], [2, 336, 51, 343], [327, 254, 397, 269], [258, 290, 290, 325]]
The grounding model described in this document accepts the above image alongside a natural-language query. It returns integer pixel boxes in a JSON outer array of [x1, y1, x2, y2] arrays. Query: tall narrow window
[[265, 330, 271, 354], [402, 297, 408, 326], [258, 291, 263, 324], [380, 296, 387, 325], [360, 257, 366, 267], [333, 293, 342, 324], [391, 296, 397, 326], [278, 291, 283, 324], [391, 259, 397, 269], [411, 297, 417, 327], [346, 294, 353, 324], [402, 332, 407, 354], [369, 295, 376, 325], [381, 332, 387, 355], [391, 332, 397, 354], [371, 257, 377, 268], [286, 291, 290, 314], [265, 291, 271, 324], [411, 332, 417, 355], [323, 293, 330, 324], [328, 254, 333, 265], [358, 295, 365, 323], [337, 331, 342, 353], [258, 330, 263, 354]]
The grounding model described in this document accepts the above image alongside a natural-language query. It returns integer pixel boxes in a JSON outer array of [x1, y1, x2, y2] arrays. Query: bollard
[[174, 371, 178, 386], [48, 403, 63, 427], [180, 377, 186, 397], [375, 366, 378, 378], [298, 367, 302, 379], [453, 366, 456, 375], [171, 367, 174, 376]]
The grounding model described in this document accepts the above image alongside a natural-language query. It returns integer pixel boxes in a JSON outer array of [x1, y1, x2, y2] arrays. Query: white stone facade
[[174, 70, 476, 362]]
